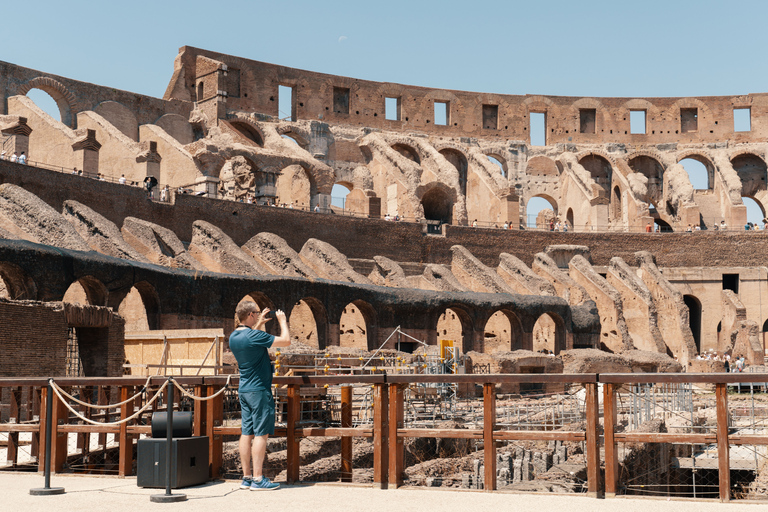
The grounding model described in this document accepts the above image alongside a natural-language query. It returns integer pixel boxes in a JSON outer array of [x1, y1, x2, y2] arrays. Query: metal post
[[29, 380, 65, 495], [151, 377, 186, 503]]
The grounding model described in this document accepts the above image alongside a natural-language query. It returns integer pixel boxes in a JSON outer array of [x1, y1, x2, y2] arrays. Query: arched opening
[[391, 143, 420, 164], [26, 88, 67, 124], [62, 276, 108, 306], [339, 300, 376, 350], [525, 156, 559, 177], [566, 208, 574, 232], [118, 282, 160, 331], [628, 155, 664, 204], [486, 154, 507, 178], [331, 182, 352, 211], [532, 312, 565, 355], [289, 297, 328, 350], [228, 121, 264, 147], [762, 319, 768, 355], [235, 292, 276, 333], [421, 187, 452, 224], [483, 310, 523, 354], [683, 295, 702, 353], [280, 130, 309, 149], [611, 185, 622, 223], [526, 195, 558, 229], [743, 197, 765, 228], [578, 154, 613, 194], [0, 262, 37, 300], [731, 154, 767, 198], [436, 307, 473, 353], [275, 164, 312, 209], [648, 201, 674, 232], [439, 148, 468, 197], [678, 157, 712, 190]]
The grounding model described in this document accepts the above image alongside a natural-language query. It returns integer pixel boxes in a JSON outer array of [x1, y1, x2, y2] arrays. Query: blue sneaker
[[250, 476, 280, 491], [240, 476, 253, 489]]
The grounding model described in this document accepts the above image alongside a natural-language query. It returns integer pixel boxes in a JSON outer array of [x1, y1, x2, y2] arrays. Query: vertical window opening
[[385, 97, 400, 121], [734, 108, 751, 132], [333, 87, 350, 114], [434, 101, 449, 126], [530, 112, 546, 146], [579, 109, 596, 134], [278, 85, 295, 121], [482, 104, 498, 130], [630, 110, 646, 134], [681, 108, 698, 133]]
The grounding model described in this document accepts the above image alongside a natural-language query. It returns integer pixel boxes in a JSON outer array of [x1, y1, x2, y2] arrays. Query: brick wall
[[0, 300, 69, 377]]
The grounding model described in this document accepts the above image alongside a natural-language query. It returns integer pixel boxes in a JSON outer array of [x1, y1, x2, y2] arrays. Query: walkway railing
[[1, 373, 768, 501]]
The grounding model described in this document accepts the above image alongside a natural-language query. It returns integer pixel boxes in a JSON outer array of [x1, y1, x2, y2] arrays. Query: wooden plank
[[599, 372, 768, 384], [603, 383, 618, 497], [296, 427, 373, 437], [0, 424, 41, 433], [716, 383, 730, 502], [372, 383, 388, 488], [6, 387, 20, 466], [398, 429, 483, 439], [59, 425, 119, 434], [494, 431, 586, 441], [388, 384, 404, 488], [286, 385, 301, 483], [126, 425, 152, 435], [585, 382, 600, 497], [483, 383, 496, 491], [51, 386, 68, 473], [729, 435, 768, 445], [37, 386, 46, 472], [340, 386, 352, 483], [118, 386, 134, 476], [386, 374, 598, 385], [614, 433, 716, 444]]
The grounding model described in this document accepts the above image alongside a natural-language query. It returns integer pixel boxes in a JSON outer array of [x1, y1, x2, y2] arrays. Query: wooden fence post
[[388, 383, 404, 488], [341, 385, 353, 483], [286, 384, 301, 483], [373, 383, 389, 489], [584, 381, 601, 497], [483, 383, 496, 491], [716, 383, 730, 502], [603, 383, 618, 496], [193, 384, 206, 437], [118, 385, 135, 476], [206, 384, 224, 479], [7, 387, 20, 466]]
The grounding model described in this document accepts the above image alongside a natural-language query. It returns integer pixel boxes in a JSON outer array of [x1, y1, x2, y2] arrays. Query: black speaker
[[137, 436, 209, 488]]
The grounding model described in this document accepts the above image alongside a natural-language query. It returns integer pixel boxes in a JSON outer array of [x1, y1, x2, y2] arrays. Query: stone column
[[136, 140, 161, 180], [0, 117, 32, 160]]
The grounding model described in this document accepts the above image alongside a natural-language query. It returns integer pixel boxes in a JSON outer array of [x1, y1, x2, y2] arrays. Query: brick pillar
[[136, 140, 161, 180], [71, 129, 101, 177]]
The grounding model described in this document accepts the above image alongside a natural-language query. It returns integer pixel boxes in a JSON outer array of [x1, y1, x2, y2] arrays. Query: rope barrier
[[50, 379, 168, 426], [50, 375, 153, 409], [172, 375, 231, 401]]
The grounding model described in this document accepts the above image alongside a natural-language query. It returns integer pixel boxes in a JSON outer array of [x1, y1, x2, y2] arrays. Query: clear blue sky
[[4, 0, 767, 224]]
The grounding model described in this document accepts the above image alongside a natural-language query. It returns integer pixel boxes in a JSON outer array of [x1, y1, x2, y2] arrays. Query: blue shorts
[[240, 389, 275, 437]]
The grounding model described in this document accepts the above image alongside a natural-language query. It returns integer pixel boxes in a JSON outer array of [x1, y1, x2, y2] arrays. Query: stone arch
[[118, 281, 160, 331], [93, 100, 139, 141], [0, 262, 37, 300], [578, 152, 614, 194], [154, 113, 194, 145], [483, 152, 508, 177], [276, 163, 314, 209], [17, 77, 78, 128], [391, 143, 420, 164], [611, 185, 622, 222], [525, 156, 559, 176], [339, 300, 377, 350], [676, 152, 715, 190], [289, 297, 328, 350], [627, 153, 665, 189], [419, 183, 454, 224], [63, 276, 108, 306], [730, 152, 767, 200], [235, 292, 276, 333], [483, 309, 524, 354], [566, 208, 574, 230], [525, 193, 559, 228], [277, 127, 310, 150], [438, 147, 468, 196], [618, 99, 661, 131], [436, 306, 474, 353], [226, 119, 265, 147], [532, 312, 566, 355], [671, 97, 715, 131]]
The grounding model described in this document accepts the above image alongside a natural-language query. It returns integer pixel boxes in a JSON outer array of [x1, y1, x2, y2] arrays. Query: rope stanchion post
[[150, 377, 186, 503], [29, 379, 65, 495]]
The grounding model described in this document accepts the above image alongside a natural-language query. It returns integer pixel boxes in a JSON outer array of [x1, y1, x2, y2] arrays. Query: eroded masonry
[[0, 46, 766, 379]]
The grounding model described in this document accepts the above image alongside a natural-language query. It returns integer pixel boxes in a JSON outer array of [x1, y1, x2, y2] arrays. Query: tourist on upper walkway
[[18, 152, 26, 164], [229, 302, 290, 491], [645, 222, 652, 233], [721, 220, 727, 231], [9, 153, 17, 163], [119, 174, 126, 185]]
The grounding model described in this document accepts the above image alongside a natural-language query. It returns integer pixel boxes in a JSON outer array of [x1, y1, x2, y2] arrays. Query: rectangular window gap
[[482, 104, 498, 130], [579, 109, 596, 134], [278, 85, 294, 121], [681, 108, 698, 133], [630, 110, 646, 134], [734, 108, 751, 132], [434, 101, 448, 125], [333, 87, 350, 114], [530, 112, 546, 146], [385, 97, 400, 121]]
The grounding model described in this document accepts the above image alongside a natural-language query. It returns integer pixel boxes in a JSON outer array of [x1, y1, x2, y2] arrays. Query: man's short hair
[[235, 300, 258, 322]]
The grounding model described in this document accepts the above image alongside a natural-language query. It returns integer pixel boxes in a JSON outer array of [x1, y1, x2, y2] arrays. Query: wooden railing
[[1, 372, 767, 502]]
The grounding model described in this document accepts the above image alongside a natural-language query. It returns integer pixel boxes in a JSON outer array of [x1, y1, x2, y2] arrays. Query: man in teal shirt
[[230, 301, 291, 490]]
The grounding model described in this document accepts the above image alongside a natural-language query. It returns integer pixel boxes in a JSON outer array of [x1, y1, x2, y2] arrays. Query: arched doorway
[[526, 195, 558, 229], [275, 164, 312, 209], [436, 307, 473, 353], [63, 276, 108, 306], [483, 310, 523, 354], [289, 297, 328, 350], [439, 148, 468, 197], [331, 182, 353, 212], [678, 157, 712, 190], [579, 154, 613, 194], [683, 295, 702, 353], [339, 300, 376, 350], [118, 282, 160, 331], [421, 187, 452, 225], [25, 87, 72, 126], [532, 312, 565, 355]]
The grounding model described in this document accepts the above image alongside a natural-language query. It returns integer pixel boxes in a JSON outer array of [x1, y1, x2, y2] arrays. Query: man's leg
[[252, 434, 269, 480], [239, 434, 254, 477]]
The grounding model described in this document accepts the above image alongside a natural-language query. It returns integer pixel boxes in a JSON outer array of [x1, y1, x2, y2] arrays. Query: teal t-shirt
[[229, 327, 275, 392]]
